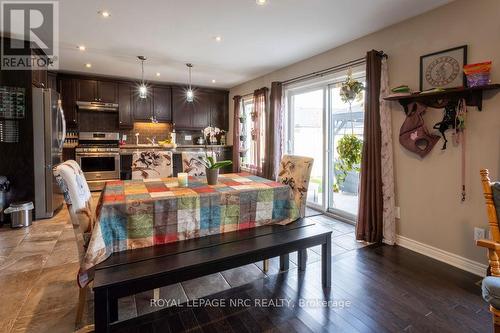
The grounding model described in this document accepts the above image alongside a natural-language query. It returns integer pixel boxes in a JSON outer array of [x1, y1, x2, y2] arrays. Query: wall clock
[[420, 45, 467, 91]]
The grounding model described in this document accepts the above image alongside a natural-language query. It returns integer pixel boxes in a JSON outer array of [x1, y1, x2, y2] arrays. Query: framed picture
[[419, 45, 467, 91]]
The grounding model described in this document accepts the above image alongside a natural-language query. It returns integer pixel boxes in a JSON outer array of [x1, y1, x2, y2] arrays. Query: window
[[240, 97, 265, 173]]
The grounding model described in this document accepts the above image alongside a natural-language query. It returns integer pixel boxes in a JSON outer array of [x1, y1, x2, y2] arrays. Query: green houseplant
[[334, 134, 363, 192], [200, 154, 233, 185]]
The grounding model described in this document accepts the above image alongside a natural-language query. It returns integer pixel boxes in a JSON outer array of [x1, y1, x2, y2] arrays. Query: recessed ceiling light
[[256, 0, 267, 5], [156, 72, 161, 77], [211, 79, 216, 83], [214, 36, 222, 42], [77, 45, 86, 51], [98, 10, 110, 18], [85, 63, 92, 68]]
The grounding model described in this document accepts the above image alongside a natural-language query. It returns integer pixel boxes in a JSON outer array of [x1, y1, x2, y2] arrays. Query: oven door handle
[[76, 153, 120, 157]]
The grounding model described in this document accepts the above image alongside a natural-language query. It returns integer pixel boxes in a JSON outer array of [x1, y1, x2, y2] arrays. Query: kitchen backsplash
[[119, 122, 205, 145], [120, 122, 171, 144]]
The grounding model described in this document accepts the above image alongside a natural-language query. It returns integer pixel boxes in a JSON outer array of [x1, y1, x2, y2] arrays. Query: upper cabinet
[[47, 72, 57, 91], [152, 86, 172, 122], [98, 81, 118, 103], [76, 79, 117, 103], [210, 91, 229, 130], [172, 87, 228, 130], [58, 77, 77, 128], [118, 83, 133, 129]]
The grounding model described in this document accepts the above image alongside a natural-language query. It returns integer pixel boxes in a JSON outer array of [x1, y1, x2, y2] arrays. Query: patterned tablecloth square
[[80, 173, 299, 285]]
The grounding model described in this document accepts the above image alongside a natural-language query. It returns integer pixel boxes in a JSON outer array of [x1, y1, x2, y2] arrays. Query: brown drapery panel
[[249, 87, 268, 176], [263, 82, 284, 180], [356, 50, 384, 243], [232, 95, 242, 172]]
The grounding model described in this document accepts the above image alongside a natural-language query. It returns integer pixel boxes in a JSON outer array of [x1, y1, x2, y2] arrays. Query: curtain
[[232, 96, 242, 172], [263, 82, 284, 180], [247, 87, 268, 176], [379, 57, 396, 245], [356, 50, 384, 243]]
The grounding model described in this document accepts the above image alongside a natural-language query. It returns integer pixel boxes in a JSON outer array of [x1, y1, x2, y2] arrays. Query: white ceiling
[[54, 0, 452, 88]]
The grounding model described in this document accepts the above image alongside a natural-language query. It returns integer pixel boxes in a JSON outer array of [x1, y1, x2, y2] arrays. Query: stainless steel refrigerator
[[32, 88, 66, 219]]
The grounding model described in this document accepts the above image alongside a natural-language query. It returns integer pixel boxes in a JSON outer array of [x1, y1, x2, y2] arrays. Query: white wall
[[229, 0, 500, 266]]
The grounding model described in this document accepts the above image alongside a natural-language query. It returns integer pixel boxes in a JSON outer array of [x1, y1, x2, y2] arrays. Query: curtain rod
[[282, 57, 366, 86], [282, 51, 386, 86], [237, 51, 386, 96]]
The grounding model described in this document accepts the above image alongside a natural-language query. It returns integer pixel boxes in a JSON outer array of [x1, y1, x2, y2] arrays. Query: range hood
[[76, 101, 118, 112]]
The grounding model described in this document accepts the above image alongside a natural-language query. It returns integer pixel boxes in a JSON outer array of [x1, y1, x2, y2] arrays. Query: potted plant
[[200, 154, 233, 185], [334, 134, 363, 192]]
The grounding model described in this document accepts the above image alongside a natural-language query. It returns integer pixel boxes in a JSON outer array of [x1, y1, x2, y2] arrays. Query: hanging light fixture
[[186, 63, 194, 102], [138, 56, 148, 99]]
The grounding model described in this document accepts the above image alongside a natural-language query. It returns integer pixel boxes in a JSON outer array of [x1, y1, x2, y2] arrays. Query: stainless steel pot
[[4, 201, 34, 228]]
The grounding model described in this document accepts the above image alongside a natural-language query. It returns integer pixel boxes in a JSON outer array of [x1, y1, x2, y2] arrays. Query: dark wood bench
[[93, 219, 332, 333]]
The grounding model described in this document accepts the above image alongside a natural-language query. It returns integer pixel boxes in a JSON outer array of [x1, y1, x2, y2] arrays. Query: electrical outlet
[[474, 227, 486, 241], [395, 206, 401, 219], [185, 135, 192, 140]]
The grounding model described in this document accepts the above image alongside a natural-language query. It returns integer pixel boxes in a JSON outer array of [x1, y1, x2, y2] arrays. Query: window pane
[[289, 89, 324, 207]]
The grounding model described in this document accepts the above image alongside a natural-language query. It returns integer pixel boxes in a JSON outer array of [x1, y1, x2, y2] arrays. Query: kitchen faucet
[[146, 136, 157, 145]]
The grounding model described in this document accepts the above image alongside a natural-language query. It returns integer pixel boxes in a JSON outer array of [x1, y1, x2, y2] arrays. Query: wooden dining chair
[[132, 150, 173, 179], [181, 151, 216, 176], [263, 155, 314, 272], [477, 169, 500, 332], [53, 160, 95, 330]]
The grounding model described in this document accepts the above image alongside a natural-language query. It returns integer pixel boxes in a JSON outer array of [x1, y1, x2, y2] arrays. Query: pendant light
[[138, 56, 147, 99], [186, 63, 194, 102]]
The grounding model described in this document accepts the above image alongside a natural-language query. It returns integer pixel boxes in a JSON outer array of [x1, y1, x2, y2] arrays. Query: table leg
[[298, 249, 307, 271], [321, 236, 332, 288], [94, 289, 110, 333], [279, 253, 289, 271], [109, 297, 118, 323]]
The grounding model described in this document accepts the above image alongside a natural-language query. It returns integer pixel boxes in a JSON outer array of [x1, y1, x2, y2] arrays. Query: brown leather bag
[[399, 102, 440, 158]]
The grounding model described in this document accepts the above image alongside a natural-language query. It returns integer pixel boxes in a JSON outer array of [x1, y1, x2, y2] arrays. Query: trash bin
[[4, 201, 34, 228]]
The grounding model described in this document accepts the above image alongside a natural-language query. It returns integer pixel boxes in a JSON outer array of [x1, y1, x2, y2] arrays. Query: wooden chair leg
[[492, 306, 500, 333], [263, 259, 269, 272], [75, 285, 87, 328], [153, 288, 160, 300]]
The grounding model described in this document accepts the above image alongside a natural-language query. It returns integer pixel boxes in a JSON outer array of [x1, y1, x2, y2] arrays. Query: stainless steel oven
[[76, 132, 120, 191]]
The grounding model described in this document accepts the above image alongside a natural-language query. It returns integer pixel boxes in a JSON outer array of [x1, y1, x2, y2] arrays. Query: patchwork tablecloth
[[79, 173, 299, 285]]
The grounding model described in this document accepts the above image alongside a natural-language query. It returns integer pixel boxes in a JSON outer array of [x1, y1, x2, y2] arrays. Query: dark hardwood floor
[[111, 245, 490, 333]]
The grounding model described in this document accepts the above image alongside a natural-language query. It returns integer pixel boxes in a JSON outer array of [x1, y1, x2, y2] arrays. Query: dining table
[[78, 172, 299, 286]]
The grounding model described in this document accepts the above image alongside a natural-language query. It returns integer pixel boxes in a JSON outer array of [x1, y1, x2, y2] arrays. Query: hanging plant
[[340, 71, 364, 104], [334, 134, 363, 192]]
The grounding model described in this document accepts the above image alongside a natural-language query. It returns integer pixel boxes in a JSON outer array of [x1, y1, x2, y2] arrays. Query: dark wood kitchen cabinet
[[98, 81, 118, 103], [172, 87, 216, 129], [76, 79, 117, 103], [133, 95, 153, 121], [118, 83, 133, 129], [210, 91, 228, 129], [58, 77, 77, 128], [47, 72, 57, 91], [152, 86, 172, 122]]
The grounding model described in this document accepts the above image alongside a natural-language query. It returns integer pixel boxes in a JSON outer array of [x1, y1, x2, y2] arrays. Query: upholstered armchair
[[477, 169, 500, 332]]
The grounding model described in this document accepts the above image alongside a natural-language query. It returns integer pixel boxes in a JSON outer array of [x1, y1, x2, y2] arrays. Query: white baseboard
[[395, 235, 488, 277]]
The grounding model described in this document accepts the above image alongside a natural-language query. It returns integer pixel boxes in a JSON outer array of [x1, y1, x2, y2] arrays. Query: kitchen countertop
[[119, 144, 232, 155]]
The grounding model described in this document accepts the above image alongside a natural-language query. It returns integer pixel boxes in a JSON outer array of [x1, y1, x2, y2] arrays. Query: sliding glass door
[[286, 70, 365, 222], [327, 77, 365, 221], [287, 87, 325, 210]]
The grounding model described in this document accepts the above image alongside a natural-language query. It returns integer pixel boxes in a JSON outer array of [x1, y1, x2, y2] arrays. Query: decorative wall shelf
[[384, 84, 500, 113]]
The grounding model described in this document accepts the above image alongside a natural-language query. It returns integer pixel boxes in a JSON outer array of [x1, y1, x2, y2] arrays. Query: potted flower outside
[[200, 155, 233, 185]]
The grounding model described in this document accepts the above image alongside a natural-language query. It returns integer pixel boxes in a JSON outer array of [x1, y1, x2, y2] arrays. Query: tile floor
[[0, 202, 367, 333]]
